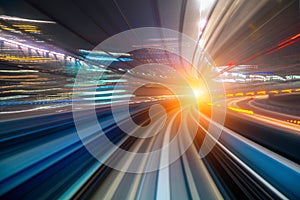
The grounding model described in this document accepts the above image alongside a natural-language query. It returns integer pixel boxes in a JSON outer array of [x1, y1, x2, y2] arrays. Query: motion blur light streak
[[0, 0, 300, 199], [227, 107, 254, 115]]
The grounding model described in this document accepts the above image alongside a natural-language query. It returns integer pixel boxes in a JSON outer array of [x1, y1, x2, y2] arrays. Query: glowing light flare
[[192, 88, 204, 98], [187, 79, 211, 103]]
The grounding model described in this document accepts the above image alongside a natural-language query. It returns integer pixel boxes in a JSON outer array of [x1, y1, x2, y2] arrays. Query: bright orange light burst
[[188, 78, 211, 104]]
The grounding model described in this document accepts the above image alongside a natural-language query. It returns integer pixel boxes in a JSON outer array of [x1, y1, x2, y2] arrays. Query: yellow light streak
[[24, 29, 41, 33], [269, 90, 279, 94], [0, 56, 52, 61], [235, 92, 244, 96], [257, 91, 266, 95], [281, 89, 292, 93], [228, 107, 254, 115]]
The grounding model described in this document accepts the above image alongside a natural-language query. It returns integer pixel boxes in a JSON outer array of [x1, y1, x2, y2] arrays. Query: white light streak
[[0, 15, 56, 24], [0, 36, 65, 57]]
